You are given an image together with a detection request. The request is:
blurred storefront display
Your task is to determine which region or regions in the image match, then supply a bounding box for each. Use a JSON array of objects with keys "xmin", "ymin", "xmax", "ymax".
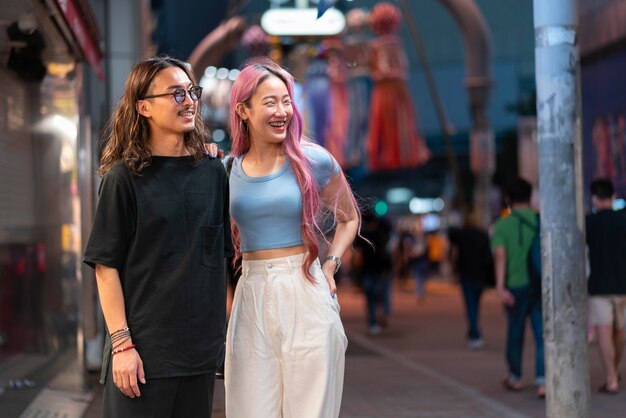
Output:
[
  {"xmin": 0, "ymin": 0, "xmax": 103, "ymax": 399},
  {"xmin": 580, "ymin": 0, "xmax": 626, "ymax": 199}
]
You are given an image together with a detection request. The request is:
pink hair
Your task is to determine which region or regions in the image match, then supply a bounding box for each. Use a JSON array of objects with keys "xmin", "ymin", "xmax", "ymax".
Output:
[{"xmin": 229, "ymin": 57, "xmax": 358, "ymax": 282}]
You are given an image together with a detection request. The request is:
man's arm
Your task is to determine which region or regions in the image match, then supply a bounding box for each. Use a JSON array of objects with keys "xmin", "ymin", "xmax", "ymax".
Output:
[
  {"xmin": 493, "ymin": 247, "xmax": 515, "ymax": 306},
  {"xmin": 95, "ymin": 264, "xmax": 145, "ymax": 398}
]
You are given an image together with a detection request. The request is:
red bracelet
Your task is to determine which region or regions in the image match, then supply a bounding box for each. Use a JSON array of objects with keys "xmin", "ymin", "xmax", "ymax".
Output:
[{"xmin": 111, "ymin": 344, "xmax": 136, "ymax": 356}]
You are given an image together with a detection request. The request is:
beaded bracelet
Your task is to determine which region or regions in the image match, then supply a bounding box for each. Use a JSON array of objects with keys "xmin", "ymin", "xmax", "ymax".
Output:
[{"xmin": 112, "ymin": 344, "xmax": 136, "ymax": 356}]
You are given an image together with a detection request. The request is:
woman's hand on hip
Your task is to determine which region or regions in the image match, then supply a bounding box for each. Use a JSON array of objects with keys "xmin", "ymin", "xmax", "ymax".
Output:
[{"xmin": 321, "ymin": 263, "xmax": 338, "ymax": 297}]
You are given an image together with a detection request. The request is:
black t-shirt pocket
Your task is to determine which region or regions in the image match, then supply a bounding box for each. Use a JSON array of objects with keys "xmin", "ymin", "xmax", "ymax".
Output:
[
  {"xmin": 202, "ymin": 224, "xmax": 224, "ymax": 267},
  {"xmin": 139, "ymin": 193, "xmax": 185, "ymax": 273}
]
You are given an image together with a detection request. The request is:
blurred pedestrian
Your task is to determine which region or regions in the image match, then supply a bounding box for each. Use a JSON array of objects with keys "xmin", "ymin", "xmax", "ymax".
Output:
[
  {"xmin": 426, "ymin": 230, "xmax": 446, "ymax": 278},
  {"xmin": 224, "ymin": 57, "xmax": 360, "ymax": 418},
  {"xmin": 83, "ymin": 56, "xmax": 231, "ymax": 417},
  {"xmin": 586, "ymin": 178, "xmax": 626, "ymax": 394},
  {"xmin": 400, "ymin": 227, "xmax": 429, "ymax": 302},
  {"xmin": 353, "ymin": 210, "xmax": 393, "ymax": 336},
  {"xmin": 491, "ymin": 178, "xmax": 545, "ymax": 398},
  {"xmin": 448, "ymin": 211, "xmax": 495, "ymax": 350}
]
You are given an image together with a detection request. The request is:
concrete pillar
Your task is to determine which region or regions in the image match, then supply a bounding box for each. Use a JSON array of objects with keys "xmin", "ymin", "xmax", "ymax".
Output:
[{"xmin": 533, "ymin": 1, "xmax": 590, "ymax": 416}]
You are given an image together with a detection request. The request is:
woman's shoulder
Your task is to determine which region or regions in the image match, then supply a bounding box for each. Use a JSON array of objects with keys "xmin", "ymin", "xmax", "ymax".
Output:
[
  {"xmin": 301, "ymin": 144, "xmax": 340, "ymax": 187},
  {"xmin": 302, "ymin": 144, "xmax": 335, "ymax": 166},
  {"xmin": 222, "ymin": 154, "xmax": 243, "ymax": 172}
]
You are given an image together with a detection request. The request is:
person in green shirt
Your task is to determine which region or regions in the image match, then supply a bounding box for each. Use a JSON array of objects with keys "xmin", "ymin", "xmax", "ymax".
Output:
[{"xmin": 491, "ymin": 178, "xmax": 545, "ymax": 398}]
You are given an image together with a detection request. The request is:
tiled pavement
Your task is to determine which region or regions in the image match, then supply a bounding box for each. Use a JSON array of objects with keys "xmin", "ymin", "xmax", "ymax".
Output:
[{"xmin": 9, "ymin": 278, "xmax": 626, "ymax": 417}]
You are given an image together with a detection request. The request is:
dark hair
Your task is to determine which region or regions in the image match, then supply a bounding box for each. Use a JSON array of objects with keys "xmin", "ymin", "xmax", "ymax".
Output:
[
  {"xmin": 99, "ymin": 55, "xmax": 207, "ymax": 176},
  {"xmin": 590, "ymin": 178, "xmax": 614, "ymax": 199},
  {"xmin": 506, "ymin": 178, "xmax": 532, "ymax": 204}
]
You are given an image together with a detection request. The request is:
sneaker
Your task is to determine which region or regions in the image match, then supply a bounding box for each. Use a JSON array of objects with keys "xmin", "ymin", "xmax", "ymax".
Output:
[
  {"xmin": 537, "ymin": 385, "xmax": 546, "ymax": 398},
  {"xmin": 368, "ymin": 324, "xmax": 382, "ymax": 336},
  {"xmin": 502, "ymin": 376, "xmax": 523, "ymax": 391},
  {"xmin": 467, "ymin": 339, "xmax": 484, "ymax": 350},
  {"xmin": 378, "ymin": 316, "xmax": 389, "ymax": 328}
]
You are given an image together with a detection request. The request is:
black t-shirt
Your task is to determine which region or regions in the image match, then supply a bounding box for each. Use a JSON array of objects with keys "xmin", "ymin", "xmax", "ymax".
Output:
[
  {"xmin": 586, "ymin": 209, "xmax": 626, "ymax": 295},
  {"xmin": 353, "ymin": 217, "xmax": 392, "ymax": 277},
  {"xmin": 83, "ymin": 156, "xmax": 232, "ymax": 381},
  {"xmin": 448, "ymin": 226, "xmax": 494, "ymax": 284}
]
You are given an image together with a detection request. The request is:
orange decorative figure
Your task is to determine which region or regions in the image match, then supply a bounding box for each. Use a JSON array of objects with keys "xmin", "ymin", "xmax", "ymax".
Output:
[{"xmin": 368, "ymin": 2, "xmax": 430, "ymax": 170}]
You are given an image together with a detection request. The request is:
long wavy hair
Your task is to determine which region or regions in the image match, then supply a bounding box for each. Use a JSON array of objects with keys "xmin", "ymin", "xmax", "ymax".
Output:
[
  {"xmin": 99, "ymin": 56, "xmax": 208, "ymax": 176},
  {"xmin": 229, "ymin": 57, "xmax": 360, "ymax": 282}
]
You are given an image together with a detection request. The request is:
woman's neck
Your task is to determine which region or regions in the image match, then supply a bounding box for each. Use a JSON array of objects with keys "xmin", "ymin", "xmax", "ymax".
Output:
[
  {"xmin": 242, "ymin": 142, "xmax": 286, "ymax": 177},
  {"xmin": 245, "ymin": 142, "xmax": 284, "ymax": 164}
]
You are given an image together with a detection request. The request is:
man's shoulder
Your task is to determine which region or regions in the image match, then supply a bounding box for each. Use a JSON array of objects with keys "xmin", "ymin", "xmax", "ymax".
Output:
[
  {"xmin": 493, "ymin": 214, "xmax": 516, "ymax": 230},
  {"xmin": 587, "ymin": 209, "xmax": 626, "ymax": 229},
  {"xmin": 491, "ymin": 215, "xmax": 519, "ymax": 245},
  {"xmin": 102, "ymin": 161, "xmax": 133, "ymax": 185},
  {"xmin": 194, "ymin": 155, "xmax": 227, "ymax": 178}
]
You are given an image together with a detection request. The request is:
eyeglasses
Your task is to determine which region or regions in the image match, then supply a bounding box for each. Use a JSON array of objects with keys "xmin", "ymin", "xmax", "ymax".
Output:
[{"xmin": 141, "ymin": 85, "xmax": 203, "ymax": 104}]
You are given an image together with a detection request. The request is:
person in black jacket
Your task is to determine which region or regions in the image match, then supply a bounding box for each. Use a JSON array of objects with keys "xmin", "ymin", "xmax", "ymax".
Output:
[
  {"xmin": 586, "ymin": 178, "xmax": 626, "ymax": 394},
  {"xmin": 448, "ymin": 211, "xmax": 494, "ymax": 350},
  {"xmin": 353, "ymin": 210, "xmax": 393, "ymax": 336}
]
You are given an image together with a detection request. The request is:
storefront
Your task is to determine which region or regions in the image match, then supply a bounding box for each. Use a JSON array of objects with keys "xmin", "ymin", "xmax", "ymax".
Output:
[
  {"xmin": 0, "ymin": 0, "xmax": 104, "ymax": 402},
  {"xmin": 580, "ymin": 0, "xmax": 626, "ymax": 198}
]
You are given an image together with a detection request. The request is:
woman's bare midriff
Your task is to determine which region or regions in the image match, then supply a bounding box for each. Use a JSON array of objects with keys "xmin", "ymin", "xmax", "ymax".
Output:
[{"xmin": 242, "ymin": 245, "xmax": 306, "ymax": 260}]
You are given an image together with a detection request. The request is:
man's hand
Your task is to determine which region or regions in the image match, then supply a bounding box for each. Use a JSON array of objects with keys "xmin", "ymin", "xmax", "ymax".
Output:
[
  {"xmin": 204, "ymin": 143, "xmax": 223, "ymax": 159},
  {"xmin": 112, "ymin": 348, "xmax": 146, "ymax": 398},
  {"xmin": 497, "ymin": 287, "xmax": 515, "ymax": 306}
]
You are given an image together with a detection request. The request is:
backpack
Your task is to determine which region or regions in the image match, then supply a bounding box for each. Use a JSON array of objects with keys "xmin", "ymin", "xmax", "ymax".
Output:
[{"xmin": 511, "ymin": 212, "xmax": 542, "ymax": 294}]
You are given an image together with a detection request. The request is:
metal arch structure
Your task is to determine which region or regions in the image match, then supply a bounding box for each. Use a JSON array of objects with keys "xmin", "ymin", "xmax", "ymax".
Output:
[
  {"xmin": 436, "ymin": 0, "xmax": 493, "ymax": 130},
  {"xmin": 186, "ymin": 16, "xmax": 246, "ymax": 79},
  {"xmin": 400, "ymin": 0, "xmax": 493, "ymax": 222},
  {"xmin": 434, "ymin": 0, "xmax": 494, "ymax": 227},
  {"xmin": 186, "ymin": 0, "xmax": 253, "ymax": 76}
]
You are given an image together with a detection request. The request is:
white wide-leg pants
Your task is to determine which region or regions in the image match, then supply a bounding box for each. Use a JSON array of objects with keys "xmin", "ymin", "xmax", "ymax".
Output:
[{"xmin": 225, "ymin": 254, "xmax": 348, "ymax": 418}]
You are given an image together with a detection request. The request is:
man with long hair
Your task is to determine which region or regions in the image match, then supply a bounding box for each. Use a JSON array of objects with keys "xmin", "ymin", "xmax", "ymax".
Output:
[{"xmin": 83, "ymin": 56, "xmax": 231, "ymax": 417}]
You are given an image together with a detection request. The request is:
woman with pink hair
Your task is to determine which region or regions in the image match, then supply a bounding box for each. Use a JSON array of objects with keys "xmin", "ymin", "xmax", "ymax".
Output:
[{"xmin": 224, "ymin": 57, "xmax": 360, "ymax": 417}]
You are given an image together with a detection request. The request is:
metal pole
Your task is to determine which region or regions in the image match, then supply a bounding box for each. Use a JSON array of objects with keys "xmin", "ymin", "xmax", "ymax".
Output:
[{"xmin": 533, "ymin": 1, "xmax": 589, "ymax": 416}]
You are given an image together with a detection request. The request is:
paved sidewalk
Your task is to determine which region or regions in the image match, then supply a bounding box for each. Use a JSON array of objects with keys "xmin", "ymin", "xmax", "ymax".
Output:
[
  {"xmin": 337, "ymin": 280, "xmax": 624, "ymax": 418},
  {"xmin": 79, "ymin": 279, "xmax": 625, "ymax": 417}
]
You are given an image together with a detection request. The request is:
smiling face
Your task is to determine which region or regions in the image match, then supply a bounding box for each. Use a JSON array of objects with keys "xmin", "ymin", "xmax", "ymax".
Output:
[
  {"xmin": 238, "ymin": 75, "xmax": 293, "ymax": 146},
  {"xmin": 137, "ymin": 66, "xmax": 198, "ymax": 141}
]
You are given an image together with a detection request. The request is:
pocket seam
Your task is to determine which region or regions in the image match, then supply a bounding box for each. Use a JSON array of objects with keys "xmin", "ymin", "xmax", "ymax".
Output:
[{"xmin": 201, "ymin": 224, "xmax": 223, "ymax": 267}]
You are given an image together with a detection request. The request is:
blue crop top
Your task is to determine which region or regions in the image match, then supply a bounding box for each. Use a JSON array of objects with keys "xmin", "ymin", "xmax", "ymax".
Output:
[{"xmin": 228, "ymin": 145, "xmax": 340, "ymax": 252}]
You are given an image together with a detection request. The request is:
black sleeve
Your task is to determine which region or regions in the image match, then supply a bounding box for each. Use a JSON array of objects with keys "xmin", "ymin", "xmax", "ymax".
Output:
[
  {"xmin": 223, "ymin": 168, "xmax": 233, "ymax": 258},
  {"xmin": 82, "ymin": 167, "xmax": 136, "ymax": 271}
]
